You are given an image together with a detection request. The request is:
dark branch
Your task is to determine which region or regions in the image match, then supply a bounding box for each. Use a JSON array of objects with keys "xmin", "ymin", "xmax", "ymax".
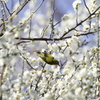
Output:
[
  {"xmin": 16, "ymin": 31, "xmax": 97, "ymax": 44},
  {"xmin": 60, "ymin": 6, "xmax": 100, "ymax": 38}
]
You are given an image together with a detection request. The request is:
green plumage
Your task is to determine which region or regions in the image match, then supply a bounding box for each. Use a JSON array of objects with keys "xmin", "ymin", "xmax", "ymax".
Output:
[{"xmin": 37, "ymin": 51, "xmax": 59, "ymax": 65}]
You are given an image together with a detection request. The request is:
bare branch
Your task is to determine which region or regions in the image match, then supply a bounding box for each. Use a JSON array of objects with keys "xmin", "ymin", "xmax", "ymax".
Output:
[
  {"xmin": 83, "ymin": 0, "xmax": 91, "ymax": 14},
  {"xmin": 3, "ymin": 2, "xmax": 11, "ymax": 15},
  {"xmin": 8, "ymin": 0, "xmax": 31, "ymax": 21},
  {"xmin": 16, "ymin": 31, "xmax": 98, "ymax": 44}
]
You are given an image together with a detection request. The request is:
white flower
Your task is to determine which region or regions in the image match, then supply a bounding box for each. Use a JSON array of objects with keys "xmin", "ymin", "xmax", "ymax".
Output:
[
  {"xmin": 91, "ymin": 0, "xmax": 97, "ymax": 2},
  {"xmin": 61, "ymin": 14, "xmax": 69, "ymax": 21},
  {"xmin": 73, "ymin": 0, "xmax": 81, "ymax": 11},
  {"xmin": 0, "ymin": 58, "xmax": 4, "ymax": 66},
  {"xmin": 75, "ymin": 87, "xmax": 82, "ymax": 95},
  {"xmin": 36, "ymin": 70, "xmax": 42, "ymax": 76},
  {"xmin": 83, "ymin": 24, "xmax": 90, "ymax": 30},
  {"xmin": 28, "ymin": 88, "xmax": 37, "ymax": 98},
  {"xmin": 64, "ymin": 92, "xmax": 75, "ymax": 100},
  {"xmin": 57, "ymin": 81, "xmax": 65, "ymax": 89},
  {"xmin": 76, "ymin": 68, "xmax": 87, "ymax": 80},
  {"xmin": 96, "ymin": 81, "xmax": 100, "ymax": 86},
  {"xmin": 59, "ymin": 89, "xmax": 66, "ymax": 95},
  {"xmin": 53, "ymin": 68, "xmax": 60, "ymax": 78},
  {"xmin": 0, "ymin": 85, "xmax": 8, "ymax": 93},
  {"xmin": 52, "ymin": 43, "xmax": 59, "ymax": 51},
  {"xmin": 12, "ymin": 92, "xmax": 22, "ymax": 99},
  {"xmin": 29, "ymin": 0, "xmax": 36, "ymax": 9},
  {"xmin": 57, "ymin": 97, "xmax": 63, "ymax": 100},
  {"xmin": 91, "ymin": 22, "xmax": 96, "ymax": 28},
  {"xmin": 57, "ymin": 53, "xmax": 64, "ymax": 59},
  {"xmin": 4, "ymin": 31, "xmax": 11, "ymax": 36},
  {"xmin": 23, "ymin": 70, "xmax": 31, "ymax": 79},
  {"xmin": 44, "ymin": 93, "xmax": 53, "ymax": 100},
  {"xmin": 13, "ymin": 83, "xmax": 21, "ymax": 90},
  {"xmin": 89, "ymin": 0, "xmax": 98, "ymax": 12},
  {"xmin": 48, "ymin": 43, "xmax": 58, "ymax": 51},
  {"xmin": 67, "ymin": 36, "xmax": 79, "ymax": 51},
  {"xmin": 41, "ymin": 49, "xmax": 46, "ymax": 52},
  {"xmin": 92, "ymin": 67, "xmax": 98, "ymax": 77}
]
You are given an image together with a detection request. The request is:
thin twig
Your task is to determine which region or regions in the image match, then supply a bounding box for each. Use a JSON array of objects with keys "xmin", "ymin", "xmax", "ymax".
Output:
[
  {"xmin": 29, "ymin": 12, "xmax": 32, "ymax": 38},
  {"xmin": 54, "ymin": 20, "xmax": 61, "ymax": 26},
  {"xmin": 60, "ymin": 6, "xmax": 100, "ymax": 38},
  {"xmin": 16, "ymin": 46, "xmax": 36, "ymax": 70},
  {"xmin": 3, "ymin": 2, "xmax": 11, "ymax": 15},
  {"xmin": 83, "ymin": 0, "xmax": 91, "ymax": 14}
]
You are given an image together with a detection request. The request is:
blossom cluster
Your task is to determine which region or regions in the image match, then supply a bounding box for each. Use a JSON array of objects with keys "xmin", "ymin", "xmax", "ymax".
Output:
[{"xmin": 0, "ymin": 0, "xmax": 100, "ymax": 100}]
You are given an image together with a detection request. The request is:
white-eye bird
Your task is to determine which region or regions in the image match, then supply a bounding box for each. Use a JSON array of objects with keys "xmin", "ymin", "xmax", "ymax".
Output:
[{"xmin": 37, "ymin": 51, "xmax": 59, "ymax": 65}]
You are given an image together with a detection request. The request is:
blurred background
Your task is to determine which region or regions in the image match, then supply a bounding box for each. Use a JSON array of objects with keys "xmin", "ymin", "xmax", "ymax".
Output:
[{"xmin": 5, "ymin": 0, "xmax": 75, "ymax": 21}]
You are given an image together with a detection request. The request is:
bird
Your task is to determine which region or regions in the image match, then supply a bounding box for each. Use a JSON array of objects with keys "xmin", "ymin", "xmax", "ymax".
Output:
[{"xmin": 37, "ymin": 51, "xmax": 59, "ymax": 65}]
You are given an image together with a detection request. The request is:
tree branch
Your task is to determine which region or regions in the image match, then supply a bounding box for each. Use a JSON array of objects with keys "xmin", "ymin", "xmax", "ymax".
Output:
[
  {"xmin": 16, "ymin": 31, "xmax": 98, "ymax": 44},
  {"xmin": 60, "ymin": 6, "xmax": 100, "ymax": 38}
]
